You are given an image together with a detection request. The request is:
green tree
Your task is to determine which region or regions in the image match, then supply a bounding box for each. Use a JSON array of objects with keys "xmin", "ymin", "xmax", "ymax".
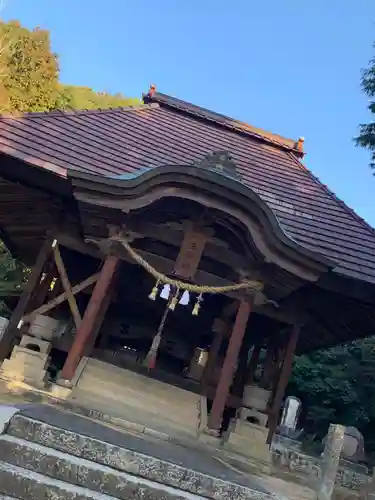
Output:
[
  {"xmin": 288, "ymin": 339, "xmax": 375, "ymax": 459},
  {"xmin": 356, "ymin": 45, "xmax": 375, "ymax": 170},
  {"xmin": 0, "ymin": 241, "xmax": 28, "ymax": 316},
  {"xmin": 59, "ymin": 85, "xmax": 139, "ymax": 110},
  {"xmin": 0, "ymin": 20, "xmax": 62, "ymax": 113},
  {"xmin": 0, "ymin": 20, "xmax": 139, "ymax": 113}
]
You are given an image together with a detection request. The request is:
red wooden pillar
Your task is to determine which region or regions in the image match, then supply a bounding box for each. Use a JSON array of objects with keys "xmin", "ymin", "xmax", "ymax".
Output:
[
  {"xmin": 209, "ymin": 299, "xmax": 252, "ymax": 431},
  {"xmin": 267, "ymin": 324, "xmax": 300, "ymax": 443},
  {"xmin": 0, "ymin": 236, "xmax": 53, "ymax": 361},
  {"xmin": 59, "ymin": 255, "xmax": 119, "ymax": 381}
]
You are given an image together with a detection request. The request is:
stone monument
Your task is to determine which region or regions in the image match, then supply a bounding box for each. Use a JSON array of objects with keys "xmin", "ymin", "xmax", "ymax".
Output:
[
  {"xmin": 316, "ymin": 423, "xmax": 345, "ymax": 500},
  {"xmin": 322, "ymin": 426, "xmax": 365, "ymax": 464},
  {"xmin": 273, "ymin": 396, "xmax": 303, "ymax": 452}
]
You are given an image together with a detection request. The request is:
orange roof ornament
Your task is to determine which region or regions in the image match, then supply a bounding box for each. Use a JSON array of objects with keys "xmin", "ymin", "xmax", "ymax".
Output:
[
  {"xmin": 142, "ymin": 84, "xmax": 157, "ymax": 104},
  {"xmin": 296, "ymin": 137, "xmax": 305, "ymax": 154}
]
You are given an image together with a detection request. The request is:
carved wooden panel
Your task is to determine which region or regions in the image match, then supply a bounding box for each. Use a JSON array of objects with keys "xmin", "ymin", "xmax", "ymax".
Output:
[{"xmin": 173, "ymin": 225, "xmax": 212, "ymax": 279}]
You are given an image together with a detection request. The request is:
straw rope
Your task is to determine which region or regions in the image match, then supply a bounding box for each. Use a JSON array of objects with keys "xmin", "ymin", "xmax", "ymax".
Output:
[{"xmin": 109, "ymin": 235, "xmax": 263, "ymax": 294}]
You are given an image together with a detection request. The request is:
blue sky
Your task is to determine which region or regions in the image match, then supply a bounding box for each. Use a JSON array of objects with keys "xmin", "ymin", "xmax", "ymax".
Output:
[{"xmin": 4, "ymin": 0, "xmax": 375, "ymax": 226}]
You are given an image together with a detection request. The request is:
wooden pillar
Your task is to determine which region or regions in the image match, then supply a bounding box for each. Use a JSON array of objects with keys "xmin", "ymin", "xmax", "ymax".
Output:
[
  {"xmin": 82, "ymin": 290, "xmax": 112, "ymax": 357},
  {"xmin": 201, "ymin": 319, "xmax": 226, "ymax": 391},
  {"xmin": 60, "ymin": 255, "xmax": 119, "ymax": 381},
  {"xmin": 209, "ymin": 299, "xmax": 252, "ymax": 431},
  {"xmin": 0, "ymin": 236, "xmax": 53, "ymax": 361},
  {"xmin": 246, "ymin": 341, "xmax": 261, "ymax": 385},
  {"xmin": 267, "ymin": 324, "xmax": 300, "ymax": 443}
]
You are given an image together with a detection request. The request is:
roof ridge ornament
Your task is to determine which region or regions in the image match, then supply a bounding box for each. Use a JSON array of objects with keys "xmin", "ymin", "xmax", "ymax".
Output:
[{"xmin": 194, "ymin": 151, "xmax": 241, "ymax": 181}]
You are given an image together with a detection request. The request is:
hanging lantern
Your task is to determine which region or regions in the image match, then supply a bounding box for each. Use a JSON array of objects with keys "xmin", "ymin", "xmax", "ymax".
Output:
[
  {"xmin": 148, "ymin": 279, "xmax": 161, "ymax": 301},
  {"xmin": 192, "ymin": 293, "xmax": 203, "ymax": 316}
]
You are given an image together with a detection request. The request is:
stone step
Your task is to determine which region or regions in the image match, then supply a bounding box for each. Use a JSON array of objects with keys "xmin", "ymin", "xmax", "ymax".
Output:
[
  {"xmin": 0, "ymin": 435, "xmax": 204, "ymax": 500},
  {"xmin": 0, "ymin": 461, "xmax": 120, "ymax": 500},
  {"xmin": 6, "ymin": 413, "xmax": 275, "ymax": 500}
]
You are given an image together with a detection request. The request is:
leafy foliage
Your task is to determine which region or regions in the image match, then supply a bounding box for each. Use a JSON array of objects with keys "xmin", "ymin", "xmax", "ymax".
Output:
[
  {"xmin": 59, "ymin": 85, "xmax": 139, "ymax": 110},
  {"xmin": 0, "ymin": 20, "xmax": 62, "ymax": 113},
  {"xmin": 0, "ymin": 241, "xmax": 28, "ymax": 316},
  {"xmin": 356, "ymin": 44, "xmax": 375, "ymax": 171},
  {"xmin": 0, "ymin": 20, "xmax": 139, "ymax": 114},
  {"xmin": 288, "ymin": 339, "xmax": 375, "ymax": 459}
]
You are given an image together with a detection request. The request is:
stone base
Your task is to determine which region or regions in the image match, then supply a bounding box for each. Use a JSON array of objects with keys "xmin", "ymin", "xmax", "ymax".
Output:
[
  {"xmin": 226, "ymin": 421, "xmax": 271, "ymax": 472},
  {"xmin": 0, "ymin": 336, "xmax": 51, "ymax": 389},
  {"xmin": 240, "ymin": 407, "xmax": 268, "ymax": 427},
  {"xmin": 69, "ymin": 358, "xmax": 200, "ymax": 436},
  {"xmin": 49, "ymin": 383, "xmax": 72, "ymax": 399},
  {"xmin": 197, "ymin": 431, "xmax": 222, "ymax": 448}
]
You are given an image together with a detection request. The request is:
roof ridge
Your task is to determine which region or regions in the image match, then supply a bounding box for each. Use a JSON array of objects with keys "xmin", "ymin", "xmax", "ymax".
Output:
[
  {"xmin": 287, "ymin": 151, "xmax": 375, "ymax": 238},
  {"xmin": 144, "ymin": 91, "xmax": 304, "ymax": 156},
  {"xmin": 0, "ymin": 103, "xmax": 158, "ymax": 120}
]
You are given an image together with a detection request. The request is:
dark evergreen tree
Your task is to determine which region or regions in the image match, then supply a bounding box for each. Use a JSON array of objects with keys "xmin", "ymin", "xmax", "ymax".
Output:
[{"xmin": 356, "ymin": 44, "xmax": 375, "ymax": 171}]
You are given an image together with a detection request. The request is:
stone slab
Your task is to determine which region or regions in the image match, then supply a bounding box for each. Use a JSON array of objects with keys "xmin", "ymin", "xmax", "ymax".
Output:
[
  {"xmin": 8, "ymin": 406, "xmax": 274, "ymax": 497},
  {"xmin": 0, "ymin": 372, "xmax": 48, "ymax": 389},
  {"xmin": 12, "ymin": 345, "xmax": 49, "ymax": 360},
  {"xmin": 0, "ymin": 436, "xmax": 212, "ymax": 500},
  {"xmin": 0, "ymin": 405, "xmax": 21, "ymax": 434},
  {"xmin": 0, "ymin": 461, "xmax": 121, "ymax": 500},
  {"xmin": 1, "ymin": 366, "xmax": 48, "ymax": 379}
]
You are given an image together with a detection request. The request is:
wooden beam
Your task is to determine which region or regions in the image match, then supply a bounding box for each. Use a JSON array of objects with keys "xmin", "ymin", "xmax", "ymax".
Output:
[
  {"xmin": 57, "ymin": 233, "xmax": 261, "ymax": 301},
  {"xmin": 254, "ymin": 303, "xmax": 310, "ymax": 325},
  {"xmin": 57, "ymin": 233, "xmax": 103, "ymax": 259},
  {"xmin": 52, "ymin": 243, "xmax": 82, "ymax": 328},
  {"xmin": 127, "ymin": 221, "xmax": 248, "ymax": 270},
  {"xmin": 87, "ymin": 236, "xmax": 238, "ymax": 289},
  {"xmin": 23, "ymin": 272, "xmax": 100, "ymax": 322}
]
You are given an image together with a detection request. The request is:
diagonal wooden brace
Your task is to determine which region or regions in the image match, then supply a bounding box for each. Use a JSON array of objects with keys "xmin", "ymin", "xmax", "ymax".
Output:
[
  {"xmin": 52, "ymin": 242, "xmax": 82, "ymax": 328},
  {"xmin": 23, "ymin": 273, "xmax": 100, "ymax": 323}
]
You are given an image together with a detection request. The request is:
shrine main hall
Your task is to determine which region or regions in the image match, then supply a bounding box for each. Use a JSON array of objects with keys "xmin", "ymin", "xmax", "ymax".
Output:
[{"xmin": 0, "ymin": 87, "xmax": 374, "ymax": 462}]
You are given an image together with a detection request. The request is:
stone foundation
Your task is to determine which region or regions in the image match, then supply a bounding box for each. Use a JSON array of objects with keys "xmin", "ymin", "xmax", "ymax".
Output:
[
  {"xmin": 224, "ymin": 384, "xmax": 272, "ymax": 472},
  {"xmin": 69, "ymin": 358, "xmax": 200, "ymax": 436},
  {"xmin": 226, "ymin": 419, "xmax": 272, "ymax": 472},
  {"xmin": 0, "ymin": 335, "xmax": 51, "ymax": 389}
]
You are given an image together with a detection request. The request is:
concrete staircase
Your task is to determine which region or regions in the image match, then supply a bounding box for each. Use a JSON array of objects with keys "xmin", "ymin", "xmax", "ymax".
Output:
[{"xmin": 0, "ymin": 405, "xmax": 277, "ymax": 500}]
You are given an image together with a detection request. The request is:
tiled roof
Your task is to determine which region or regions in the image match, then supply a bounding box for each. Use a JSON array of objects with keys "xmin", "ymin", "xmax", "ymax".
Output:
[{"xmin": 0, "ymin": 94, "xmax": 374, "ymax": 285}]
